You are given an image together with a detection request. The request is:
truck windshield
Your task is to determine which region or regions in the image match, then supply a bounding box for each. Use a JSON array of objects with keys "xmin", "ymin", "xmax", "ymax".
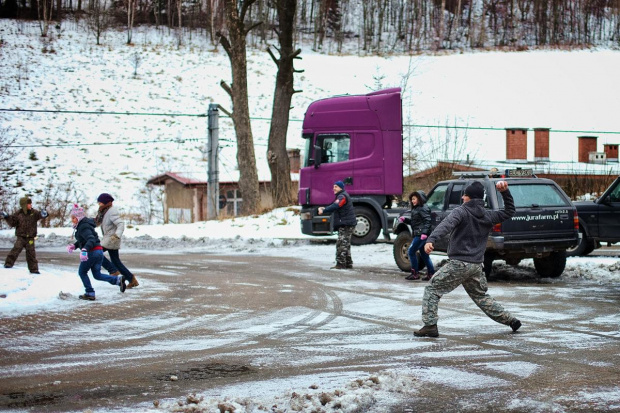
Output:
[{"xmin": 498, "ymin": 184, "xmax": 571, "ymax": 207}]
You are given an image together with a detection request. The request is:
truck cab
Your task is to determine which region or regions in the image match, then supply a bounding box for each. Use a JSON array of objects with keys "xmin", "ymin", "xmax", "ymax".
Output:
[{"xmin": 298, "ymin": 88, "xmax": 404, "ymax": 244}]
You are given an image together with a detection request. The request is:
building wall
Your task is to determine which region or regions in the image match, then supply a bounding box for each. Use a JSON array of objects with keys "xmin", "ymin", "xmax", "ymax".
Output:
[
  {"xmin": 506, "ymin": 128, "xmax": 528, "ymax": 161},
  {"xmin": 534, "ymin": 128, "xmax": 550, "ymax": 161},
  {"xmin": 578, "ymin": 136, "xmax": 598, "ymax": 163}
]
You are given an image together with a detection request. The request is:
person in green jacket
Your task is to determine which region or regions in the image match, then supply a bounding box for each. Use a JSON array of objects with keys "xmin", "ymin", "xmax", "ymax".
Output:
[{"xmin": 2, "ymin": 197, "xmax": 48, "ymax": 274}]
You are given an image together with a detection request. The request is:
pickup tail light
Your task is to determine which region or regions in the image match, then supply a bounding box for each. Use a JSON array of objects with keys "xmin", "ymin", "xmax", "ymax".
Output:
[
  {"xmin": 492, "ymin": 223, "xmax": 502, "ymax": 233},
  {"xmin": 573, "ymin": 210, "xmax": 579, "ymax": 230}
]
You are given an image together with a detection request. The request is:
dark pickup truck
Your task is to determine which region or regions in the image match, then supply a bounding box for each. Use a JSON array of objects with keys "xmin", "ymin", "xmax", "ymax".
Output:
[
  {"xmin": 568, "ymin": 176, "xmax": 620, "ymax": 256},
  {"xmin": 393, "ymin": 169, "xmax": 580, "ymax": 278}
]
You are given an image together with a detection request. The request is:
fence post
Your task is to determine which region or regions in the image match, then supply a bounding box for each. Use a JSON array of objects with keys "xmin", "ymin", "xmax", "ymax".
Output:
[{"xmin": 207, "ymin": 103, "xmax": 220, "ymax": 220}]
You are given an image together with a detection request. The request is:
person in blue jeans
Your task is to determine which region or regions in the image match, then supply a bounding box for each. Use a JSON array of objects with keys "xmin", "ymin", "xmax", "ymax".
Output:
[
  {"xmin": 399, "ymin": 190, "xmax": 435, "ymax": 281},
  {"xmin": 66, "ymin": 204, "xmax": 126, "ymax": 301}
]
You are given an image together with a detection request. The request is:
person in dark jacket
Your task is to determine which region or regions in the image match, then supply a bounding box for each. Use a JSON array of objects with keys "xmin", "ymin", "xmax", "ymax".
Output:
[
  {"xmin": 2, "ymin": 197, "xmax": 48, "ymax": 274},
  {"xmin": 398, "ymin": 190, "xmax": 435, "ymax": 281},
  {"xmin": 414, "ymin": 180, "xmax": 521, "ymax": 338},
  {"xmin": 318, "ymin": 180, "xmax": 358, "ymax": 269},
  {"xmin": 66, "ymin": 204, "xmax": 126, "ymax": 301}
]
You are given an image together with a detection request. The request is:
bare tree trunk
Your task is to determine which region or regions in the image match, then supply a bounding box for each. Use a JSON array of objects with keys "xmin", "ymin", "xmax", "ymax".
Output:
[
  {"xmin": 266, "ymin": 0, "xmax": 302, "ymax": 208},
  {"xmin": 124, "ymin": 0, "xmax": 136, "ymax": 44},
  {"xmin": 37, "ymin": 0, "xmax": 54, "ymax": 36},
  {"xmin": 218, "ymin": 0, "xmax": 261, "ymax": 215}
]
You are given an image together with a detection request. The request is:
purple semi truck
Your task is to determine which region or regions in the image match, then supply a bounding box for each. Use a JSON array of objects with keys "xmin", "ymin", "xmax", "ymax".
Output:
[{"xmin": 298, "ymin": 88, "xmax": 405, "ymax": 244}]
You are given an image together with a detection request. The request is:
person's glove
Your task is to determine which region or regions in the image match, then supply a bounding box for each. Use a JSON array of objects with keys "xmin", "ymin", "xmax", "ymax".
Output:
[
  {"xmin": 80, "ymin": 249, "xmax": 88, "ymax": 262},
  {"xmin": 41, "ymin": 210, "xmax": 48, "ymax": 218},
  {"xmin": 66, "ymin": 244, "xmax": 76, "ymax": 254},
  {"xmin": 398, "ymin": 216, "xmax": 405, "ymax": 223},
  {"xmin": 0, "ymin": 212, "xmax": 7, "ymax": 219},
  {"xmin": 420, "ymin": 234, "xmax": 428, "ymax": 240}
]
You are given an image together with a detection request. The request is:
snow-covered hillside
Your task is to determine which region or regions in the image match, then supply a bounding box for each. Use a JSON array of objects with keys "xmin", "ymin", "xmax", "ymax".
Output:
[{"xmin": 1, "ymin": 19, "xmax": 620, "ymax": 221}]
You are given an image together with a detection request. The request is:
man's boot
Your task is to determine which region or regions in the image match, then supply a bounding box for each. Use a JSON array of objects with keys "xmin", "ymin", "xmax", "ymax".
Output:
[
  {"xmin": 414, "ymin": 324, "xmax": 439, "ymax": 337},
  {"xmin": 421, "ymin": 271, "xmax": 434, "ymax": 281},
  {"xmin": 405, "ymin": 269, "xmax": 420, "ymax": 280},
  {"xmin": 510, "ymin": 318, "xmax": 522, "ymax": 332}
]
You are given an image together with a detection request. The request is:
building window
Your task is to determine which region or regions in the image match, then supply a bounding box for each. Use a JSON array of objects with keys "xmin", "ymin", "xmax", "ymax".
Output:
[
  {"xmin": 169, "ymin": 208, "xmax": 192, "ymax": 224},
  {"xmin": 225, "ymin": 189, "xmax": 244, "ymax": 216}
]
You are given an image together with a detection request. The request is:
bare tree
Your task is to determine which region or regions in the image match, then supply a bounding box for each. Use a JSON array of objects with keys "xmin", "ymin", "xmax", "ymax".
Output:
[
  {"xmin": 0, "ymin": 128, "xmax": 16, "ymax": 210},
  {"xmin": 37, "ymin": 0, "xmax": 54, "ymax": 37},
  {"xmin": 266, "ymin": 0, "xmax": 303, "ymax": 208},
  {"xmin": 85, "ymin": 0, "xmax": 111, "ymax": 45},
  {"xmin": 217, "ymin": 0, "xmax": 261, "ymax": 215},
  {"xmin": 123, "ymin": 0, "xmax": 137, "ymax": 44}
]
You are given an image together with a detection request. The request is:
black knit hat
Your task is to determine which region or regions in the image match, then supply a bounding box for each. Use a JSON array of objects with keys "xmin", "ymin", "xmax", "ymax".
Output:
[
  {"xmin": 464, "ymin": 181, "xmax": 485, "ymax": 199},
  {"xmin": 97, "ymin": 193, "xmax": 115, "ymax": 204}
]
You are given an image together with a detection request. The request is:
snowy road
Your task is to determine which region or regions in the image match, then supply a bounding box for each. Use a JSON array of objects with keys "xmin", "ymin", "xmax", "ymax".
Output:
[{"xmin": 1, "ymin": 250, "xmax": 619, "ymax": 412}]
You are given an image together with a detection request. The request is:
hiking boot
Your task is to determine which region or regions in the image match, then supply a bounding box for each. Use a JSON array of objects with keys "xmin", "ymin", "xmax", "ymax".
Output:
[
  {"xmin": 4, "ymin": 264, "xmax": 12, "ymax": 268},
  {"xmin": 405, "ymin": 269, "xmax": 420, "ymax": 280},
  {"xmin": 510, "ymin": 318, "xmax": 522, "ymax": 332},
  {"xmin": 414, "ymin": 324, "xmax": 439, "ymax": 337},
  {"xmin": 30, "ymin": 271, "xmax": 40, "ymax": 274},
  {"xmin": 346, "ymin": 263, "xmax": 353, "ymax": 269},
  {"xmin": 119, "ymin": 276, "xmax": 127, "ymax": 293},
  {"xmin": 330, "ymin": 264, "xmax": 346, "ymax": 269},
  {"xmin": 79, "ymin": 294, "xmax": 96, "ymax": 301},
  {"xmin": 127, "ymin": 276, "xmax": 139, "ymax": 289},
  {"xmin": 110, "ymin": 271, "xmax": 121, "ymax": 276},
  {"xmin": 421, "ymin": 271, "xmax": 434, "ymax": 281}
]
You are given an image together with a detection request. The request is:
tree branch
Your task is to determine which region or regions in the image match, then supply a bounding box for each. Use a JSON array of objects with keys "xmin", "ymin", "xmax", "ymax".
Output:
[
  {"xmin": 244, "ymin": 21, "xmax": 262, "ymax": 36},
  {"xmin": 220, "ymin": 80, "xmax": 233, "ymax": 98},
  {"xmin": 266, "ymin": 47, "xmax": 279, "ymax": 65},
  {"xmin": 239, "ymin": 0, "xmax": 257, "ymax": 22},
  {"xmin": 217, "ymin": 104, "xmax": 233, "ymax": 118},
  {"xmin": 216, "ymin": 31, "xmax": 231, "ymax": 57}
]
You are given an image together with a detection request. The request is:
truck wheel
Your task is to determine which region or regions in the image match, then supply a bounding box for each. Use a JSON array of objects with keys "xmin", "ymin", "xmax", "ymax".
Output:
[
  {"xmin": 583, "ymin": 241, "xmax": 596, "ymax": 256},
  {"xmin": 533, "ymin": 251, "xmax": 566, "ymax": 278},
  {"xmin": 566, "ymin": 227, "xmax": 588, "ymax": 256},
  {"xmin": 352, "ymin": 206, "xmax": 381, "ymax": 245},
  {"xmin": 393, "ymin": 232, "xmax": 412, "ymax": 272},
  {"xmin": 483, "ymin": 252, "xmax": 495, "ymax": 277}
]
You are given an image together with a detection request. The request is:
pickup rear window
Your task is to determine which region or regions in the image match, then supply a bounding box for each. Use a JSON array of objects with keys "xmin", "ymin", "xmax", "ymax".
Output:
[{"xmin": 498, "ymin": 184, "xmax": 571, "ymax": 208}]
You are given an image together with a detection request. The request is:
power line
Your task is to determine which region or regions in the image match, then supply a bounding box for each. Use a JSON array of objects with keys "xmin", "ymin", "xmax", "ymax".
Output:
[
  {"xmin": 404, "ymin": 124, "xmax": 620, "ymax": 135},
  {"xmin": 0, "ymin": 108, "xmax": 206, "ymax": 117},
  {"xmin": 6, "ymin": 137, "xmax": 203, "ymax": 148}
]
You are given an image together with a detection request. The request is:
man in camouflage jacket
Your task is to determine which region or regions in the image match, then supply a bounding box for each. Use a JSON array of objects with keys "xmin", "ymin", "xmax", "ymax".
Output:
[{"xmin": 2, "ymin": 197, "xmax": 48, "ymax": 274}]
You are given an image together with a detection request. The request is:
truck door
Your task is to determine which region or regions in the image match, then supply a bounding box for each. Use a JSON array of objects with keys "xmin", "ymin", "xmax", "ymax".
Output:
[{"xmin": 598, "ymin": 178, "xmax": 620, "ymax": 240}]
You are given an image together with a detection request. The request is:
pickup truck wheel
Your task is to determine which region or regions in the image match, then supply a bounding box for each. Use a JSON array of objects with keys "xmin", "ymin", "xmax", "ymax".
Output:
[
  {"xmin": 393, "ymin": 231, "xmax": 412, "ymax": 272},
  {"xmin": 352, "ymin": 206, "xmax": 381, "ymax": 245},
  {"xmin": 483, "ymin": 252, "xmax": 495, "ymax": 277},
  {"xmin": 533, "ymin": 251, "xmax": 566, "ymax": 278},
  {"xmin": 566, "ymin": 227, "xmax": 588, "ymax": 256}
]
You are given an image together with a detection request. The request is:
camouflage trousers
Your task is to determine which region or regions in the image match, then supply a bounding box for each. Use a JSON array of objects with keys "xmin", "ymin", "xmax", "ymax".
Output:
[
  {"xmin": 5, "ymin": 236, "xmax": 39, "ymax": 273},
  {"xmin": 421, "ymin": 259, "xmax": 514, "ymax": 327},
  {"xmin": 335, "ymin": 226, "xmax": 355, "ymax": 267}
]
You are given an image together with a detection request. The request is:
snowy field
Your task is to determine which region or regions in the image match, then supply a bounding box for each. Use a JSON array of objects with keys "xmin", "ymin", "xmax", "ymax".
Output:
[{"xmin": 1, "ymin": 19, "xmax": 620, "ymax": 219}]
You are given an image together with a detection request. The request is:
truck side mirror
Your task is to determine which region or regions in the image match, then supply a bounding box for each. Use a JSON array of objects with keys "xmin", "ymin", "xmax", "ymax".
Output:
[
  {"xmin": 313, "ymin": 145, "xmax": 322, "ymax": 169},
  {"xmin": 603, "ymin": 195, "xmax": 612, "ymax": 204}
]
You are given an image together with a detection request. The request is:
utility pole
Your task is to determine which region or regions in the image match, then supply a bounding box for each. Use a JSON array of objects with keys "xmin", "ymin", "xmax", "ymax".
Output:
[{"xmin": 207, "ymin": 103, "xmax": 220, "ymax": 220}]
